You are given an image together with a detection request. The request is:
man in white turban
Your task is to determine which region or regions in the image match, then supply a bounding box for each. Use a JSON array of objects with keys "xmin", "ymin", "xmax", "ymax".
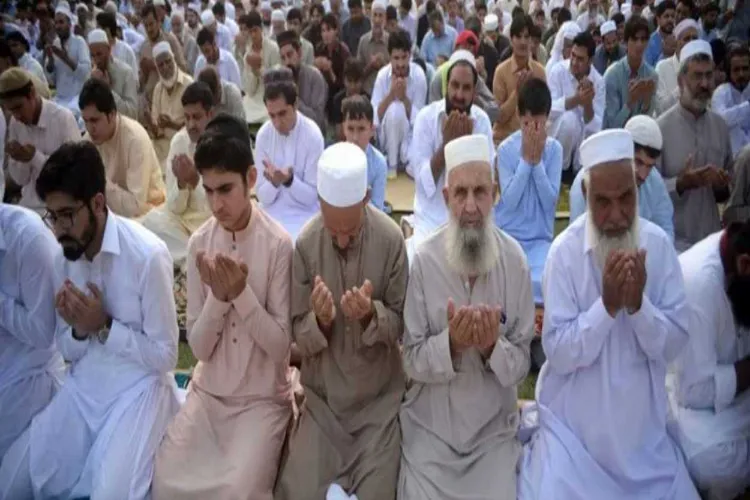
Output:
[
  {"xmin": 517, "ymin": 129, "xmax": 699, "ymax": 500},
  {"xmin": 276, "ymin": 142, "xmax": 407, "ymax": 500},
  {"xmin": 87, "ymin": 28, "xmax": 138, "ymax": 119},
  {"xmin": 399, "ymin": 134, "xmax": 534, "ymax": 500},
  {"xmin": 270, "ymin": 9, "xmax": 286, "ymax": 39},
  {"xmin": 655, "ymin": 17, "xmax": 700, "ymax": 115}
]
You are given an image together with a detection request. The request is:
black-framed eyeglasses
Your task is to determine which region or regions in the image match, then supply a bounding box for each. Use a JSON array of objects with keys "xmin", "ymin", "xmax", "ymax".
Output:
[{"xmin": 42, "ymin": 203, "xmax": 86, "ymax": 230}]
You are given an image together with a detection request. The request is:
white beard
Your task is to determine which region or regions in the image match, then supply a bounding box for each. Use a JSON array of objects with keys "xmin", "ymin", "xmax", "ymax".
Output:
[
  {"xmin": 585, "ymin": 202, "xmax": 640, "ymax": 270},
  {"xmin": 160, "ymin": 70, "xmax": 179, "ymax": 89},
  {"xmin": 444, "ymin": 213, "xmax": 500, "ymax": 277}
]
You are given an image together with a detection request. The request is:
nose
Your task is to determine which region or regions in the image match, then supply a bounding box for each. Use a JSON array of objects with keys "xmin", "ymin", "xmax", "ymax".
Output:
[{"xmin": 336, "ymin": 234, "xmax": 350, "ymax": 249}]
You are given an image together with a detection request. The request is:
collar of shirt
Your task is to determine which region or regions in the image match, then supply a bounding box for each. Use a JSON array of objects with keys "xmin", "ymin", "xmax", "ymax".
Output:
[
  {"xmin": 100, "ymin": 211, "xmax": 122, "ymax": 256},
  {"xmin": 217, "ymin": 200, "xmax": 258, "ymax": 244},
  {"xmin": 32, "ymin": 99, "xmax": 54, "ymax": 130},
  {"xmin": 510, "ymin": 55, "xmax": 533, "ymax": 72},
  {"xmin": 677, "ymin": 102, "xmax": 709, "ymax": 124}
]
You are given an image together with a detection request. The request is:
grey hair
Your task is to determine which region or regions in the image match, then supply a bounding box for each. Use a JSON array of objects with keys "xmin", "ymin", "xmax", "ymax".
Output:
[{"xmin": 678, "ymin": 52, "xmax": 712, "ymax": 78}]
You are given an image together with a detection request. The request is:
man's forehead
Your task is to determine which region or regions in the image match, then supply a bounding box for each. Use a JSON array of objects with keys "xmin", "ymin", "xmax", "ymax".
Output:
[{"xmin": 448, "ymin": 162, "xmax": 493, "ymax": 186}]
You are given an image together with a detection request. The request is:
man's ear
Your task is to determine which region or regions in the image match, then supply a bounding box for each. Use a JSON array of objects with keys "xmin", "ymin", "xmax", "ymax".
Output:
[
  {"xmin": 738, "ymin": 254, "xmax": 750, "ymax": 276},
  {"xmin": 493, "ymin": 179, "xmax": 501, "ymax": 205},
  {"xmin": 442, "ymin": 185, "xmax": 449, "ymax": 206}
]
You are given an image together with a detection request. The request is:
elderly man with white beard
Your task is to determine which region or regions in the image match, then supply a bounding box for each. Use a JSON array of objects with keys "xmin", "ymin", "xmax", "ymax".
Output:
[
  {"xmin": 516, "ymin": 129, "xmax": 699, "ymax": 500},
  {"xmin": 399, "ymin": 134, "xmax": 535, "ymax": 500}
]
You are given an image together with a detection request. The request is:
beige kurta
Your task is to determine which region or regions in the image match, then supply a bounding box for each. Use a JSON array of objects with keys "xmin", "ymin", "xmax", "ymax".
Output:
[
  {"xmin": 275, "ymin": 207, "xmax": 408, "ymax": 500},
  {"xmin": 151, "ymin": 71, "xmax": 193, "ymax": 167},
  {"xmin": 138, "ymin": 31, "xmax": 187, "ymax": 101},
  {"xmin": 86, "ymin": 114, "xmax": 166, "ymax": 218},
  {"xmin": 153, "ymin": 204, "xmax": 294, "ymax": 500},
  {"xmin": 241, "ymin": 37, "xmax": 281, "ymax": 124},
  {"xmin": 398, "ymin": 226, "xmax": 535, "ymax": 500},
  {"xmin": 139, "ymin": 127, "xmax": 211, "ymax": 265}
]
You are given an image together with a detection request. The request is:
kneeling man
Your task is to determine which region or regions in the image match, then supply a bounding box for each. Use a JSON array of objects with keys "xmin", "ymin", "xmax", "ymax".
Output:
[
  {"xmin": 275, "ymin": 142, "xmax": 407, "ymax": 500},
  {"xmin": 517, "ymin": 130, "xmax": 699, "ymax": 500},
  {"xmin": 153, "ymin": 115, "xmax": 293, "ymax": 499},
  {"xmin": 0, "ymin": 141, "xmax": 179, "ymax": 499},
  {"xmin": 399, "ymin": 134, "xmax": 535, "ymax": 500},
  {"xmin": 671, "ymin": 221, "xmax": 750, "ymax": 499}
]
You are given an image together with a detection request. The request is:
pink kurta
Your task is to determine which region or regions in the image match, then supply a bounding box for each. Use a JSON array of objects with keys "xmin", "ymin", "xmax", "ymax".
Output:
[{"xmin": 152, "ymin": 203, "xmax": 293, "ymax": 500}]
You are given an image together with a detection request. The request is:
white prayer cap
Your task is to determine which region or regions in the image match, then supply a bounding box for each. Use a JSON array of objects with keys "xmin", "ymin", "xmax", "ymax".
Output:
[
  {"xmin": 201, "ymin": 9, "xmax": 216, "ymax": 25},
  {"xmin": 271, "ymin": 9, "xmax": 285, "ymax": 21},
  {"xmin": 187, "ymin": 2, "xmax": 201, "ymax": 14},
  {"xmin": 172, "ymin": 10, "xmax": 185, "ymax": 21},
  {"xmin": 153, "ymin": 0, "xmax": 166, "ymax": 6},
  {"xmin": 674, "ymin": 18, "xmax": 700, "ymax": 39},
  {"xmin": 600, "ymin": 20, "xmax": 616, "ymax": 37},
  {"xmin": 625, "ymin": 115, "xmax": 663, "ymax": 151},
  {"xmin": 260, "ymin": 1, "xmax": 272, "ymax": 11},
  {"xmin": 445, "ymin": 134, "xmax": 492, "ymax": 178},
  {"xmin": 562, "ymin": 22, "xmax": 581, "ymax": 41},
  {"xmin": 54, "ymin": 4, "xmax": 74, "ymax": 21},
  {"xmin": 152, "ymin": 40, "xmax": 173, "ymax": 58},
  {"xmin": 76, "ymin": 3, "xmax": 88, "ymax": 13},
  {"xmin": 448, "ymin": 49, "xmax": 476, "ymax": 69},
  {"xmin": 580, "ymin": 129, "xmax": 634, "ymax": 171},
  {"xmin": 317, "ymin": 143, "xmax": 368, "ymax": 208},
  {"xmin": 87, "ymin": 28, "xmax": 109, "ymax": 45},
  {"xmin": 483, "ymin": 14, "xmax": 498, "ymax": 32},
  {"xmin": 679, "ymin": 39, "xmax": 712, "ymax": 70},
  {"xmin": 371, "ymin": 0, "xmax": 387, "ymax": 12},
  {"xmin": 621, "ymin": 3, "xmax": 632, "ymax": 18}
]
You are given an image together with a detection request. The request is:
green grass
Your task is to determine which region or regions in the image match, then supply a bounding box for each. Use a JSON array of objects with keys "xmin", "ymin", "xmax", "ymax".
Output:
[{"xmin": 177, "ymin": 343, "xmax": 197, "ymax": 371}]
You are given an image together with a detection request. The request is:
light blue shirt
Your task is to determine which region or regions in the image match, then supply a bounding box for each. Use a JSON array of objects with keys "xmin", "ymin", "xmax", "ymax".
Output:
[
  {"xmin": 45, "ymin": 33, "xmax": 92, "ymax": 103},
  {"xmin": 645, "ymin": 29, "xmax": 663, "ymax": 67},
  {"xmin": 569, "ymin": 166, "xmax": 675, "ymax": 241},
  {"xmin": 420, "ymin": 25, "xmax": 457, "ymax": 65},
  {"xmin": 493, "ymin": 130, "xmax": 563, "ymax": 304},
  {"xmin": 517, "ymin": 215, "xmax": 697, "ymax": 499},
  {"xmin": 603, "ymin": 57, "xmax": 657, "ymax": 129},
  {"xmin": 365, "ymin": 144, "xmax": 387, "ymax": 211}
]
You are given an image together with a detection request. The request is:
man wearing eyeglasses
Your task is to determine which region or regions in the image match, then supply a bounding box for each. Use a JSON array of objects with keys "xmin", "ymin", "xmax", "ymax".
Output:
[
  {"xmin": 0, "ymin": 141, "xmax": 179, "ymax": 499},
  {"xmin": 0, "ymin": 203, "xmax": 64, "ymax": 463}
]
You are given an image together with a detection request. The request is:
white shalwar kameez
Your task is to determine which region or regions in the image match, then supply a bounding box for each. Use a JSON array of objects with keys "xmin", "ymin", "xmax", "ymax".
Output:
[
  {"xmin": 254, "ymin": 111, "xmax": 325, "ymax": 240},
  {"xmin": 670, "ymin": 232, "xmax": 750, "ymax": 499},
  {"xmin": 0, "ymin": 206, "xmax": 65, "ymax": 461},
  {"xmin": 371, "ymin": 62, "xmax": 427, "ymax": 170},
  {"xmin": 517, "ymin": 216, "xmax": 700, "ymax": 500},
  {"xmin": 0, "ymin": 213, "xmax": 180, "ymax": 500}
]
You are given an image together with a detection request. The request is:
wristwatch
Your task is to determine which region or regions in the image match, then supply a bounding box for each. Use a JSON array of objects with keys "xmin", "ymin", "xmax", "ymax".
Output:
[
  {"xmin": 282, "ymin": 171, "xmax": 294, "ymax": 188},
  {"xmin": 96, "ymin": 317, "xmax": 113, "ymax": 344}
]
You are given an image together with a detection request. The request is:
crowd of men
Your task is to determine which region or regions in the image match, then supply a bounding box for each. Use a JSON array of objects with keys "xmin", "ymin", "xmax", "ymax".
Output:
[{"xmin": 1, "ymin": 0, "xmax": 750, "ymax": 497}]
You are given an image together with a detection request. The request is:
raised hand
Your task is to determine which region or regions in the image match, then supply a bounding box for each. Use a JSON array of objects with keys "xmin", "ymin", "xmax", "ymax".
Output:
[
  {"xmin": 602, "ymin": 250, "xmax": 633, "ymax": 317},
  {"xmin": 213, "ymin": 254, "xmax": 248, "ymax": 302},
  {"xmin": 447, "ymin": 298, "xmax": 474, "ymax": 353},
  {"xmin": 340, "ymin": 279, "xmax": 374, "ymax": 324},
  {"xmin": 311, "ymin": 275, "xmax": 336, "ymax": 330}
]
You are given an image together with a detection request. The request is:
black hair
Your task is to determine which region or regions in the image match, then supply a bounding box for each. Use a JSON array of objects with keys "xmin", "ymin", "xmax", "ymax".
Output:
[
  {"xmin": 388, "ymin": 28, "xmax": 412, "ymax": 53},
  {"xmin": 702, "ymin": 2, "xmax": 720, "ymax": 15},
  {"xmin": 726, "ymin": 42, "xmax": 749, "ymax": 75},
  {"xmin": 624, "ymin": 15, "xmax": 650, "ymax": 41},
  {"xmin": 509, "ymin": 14, "xmax": 533, "ymax": 38},
  {"xmin": 197, "ymin": 27, "xmax": 215, "ymax": 46},
  {"xmin": 310, "ymin": 3, "xmax": 325, "ymax": 17},
  {"xmin": 634, "ymin": 143, "xmax": 661, "ymax": 158},
  {"xmin": 465, "ymin": 15, "xmax": 481, "ymax": 36},
  {"xmin": 96, "ymin": 11, "xmax": 118, "ymax": 38},
  {"xmin": 511, "ymin": 5, "xmax": 525, "ymax": 19},
  {"xmin": 401, "ymin": 0, "xmax": 412, "ymax": 11},
  {"xmin": 140, "ymin": 3, "xmax": 157, "ymax": 20},
  {"xmin": 342, "ymin": 94, "xmax": 374, "ymax": 122},
  {"xmin": 181, "ymin": 81, "xmax": 215, "ymax": 110},
  {"xmin": 428, "ymin": 10, "xmax": 443, "ymax": 24},
  {"xmin": 276, "ymin": 30, "xmax": 301, "ymax": 50},
  {"xmin": 264, "ymin": 78, "xmax": 299, "ymax": 105},
  {"xmin": 197, "ymin": 66, "xmax": 221, "ymax": 98},
  {"xmin": 321, "ymin": 12, "xmax": 338, "ymax": 30},
  {"xmin": 348, "ymin": 0, "xmax": 363, "ymax": 10},
  {"xmin": 212, "ymin": 1, "xmax": 225, "ymax": 17},
  {"xmin": 447, "ymin": 59, "xmax": 478, "ymax": 86},
  {"xmin": 386, "ymin": 5, "xmax": 398, "ymax": 20},
  {"xmin": 425, "ymin": 0, "xmax": 436, "ymax": 13},
  {"xmin": 656, "ymin": 0, "xmax": 676, "ymax": 16},
  {"xmin": 36, "ymin": 141, "xmax": 107, "ymax": 203},
  {"xmin": 518, "ymin": 77, "xmax": 551, "ymax": 116},
  {"xmin": 632, "ymin": 0, "xmax": 647, "ymax": 7},
  {"xmin": 573, "ymin": 31, "xmax": 596, "ymax": 58},
  {"xmin": 6, "ymin": 31, "xmax": 30, "ymax": 52},
  {"xmin": 78, "ymin": 78, "xmax": 116, "ymax": 114},
  {"xmin": 529, "ymin": 22, "xmax": 542, "ymax": 39},
  {"xmin": 557, "ymin": 7, "xmax": 572, "ymax": 23},
  {"xmin": 0, "ymin": 39, "xmax": 19, "ymax": 67},
  {"xmin": 239, "ymin": 12, "xmax": 260, "ymax": 29},
  {"xmin": 286, "ymin": 7, "xmax": 303, "ymax": 22},
  {"xmin": 343, "ymin": 58, "xmax": 364, "ymax": 81},
  {"xmin": 194, "ymin": 114, "xmax": 254, "ymax": 176},
  {"xmin": 612, "ymin": 12, "xmax": 625, "ymax": 25}
]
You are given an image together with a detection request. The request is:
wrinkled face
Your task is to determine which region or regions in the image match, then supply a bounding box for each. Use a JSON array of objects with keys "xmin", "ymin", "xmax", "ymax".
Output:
[
  {"xmin": 730, "ymin": 54, "xmax": 750, "ymax": 91},
  {"xmin": 680, "ymin": 57, "xmax": 715, "ymax": 111},
  {"xmin": 446, "ymin": 64, "xmax": 475, "ymax": 113},
  {"xmin": 201, "ymin": 168, "xmax": 255, "ymax": 229},
  {"xmin": 200, "ymin": 41, "xmax": 219, "ymax": 63},
  {"xmin": 266, "ymin": 96, "xmax": 296, "ymax": 135},
  {"xmin": 603, "ymin": 31, "xmax": 618, "ymax": 53},
  {"xmin": 343, "ymin": 116, "xmax": 374, "ymax": 150},
  {"xmin": 272, "ymin": 19, "xmax": 285, "ymax": 33},
  {"xmin": 570, "ymin": 44, "xmax": 591, "ymax": 79},
  {"xmin": 43, "ymin": 192, "xmax": 100, "ymax": 261},
  {"xmin": 390, "ymin": 48, "xmax": 410, "ymax": 77},
  {"xmin": 54, "ymin": 12, "xmax": 71, "ymax": 38},
  {"xmin": 155, "ymin": 53, "xmax": 176, "ymax": 80},
  {"xmin": 89, "ymin": 42, "xmax": 111, "ymax": 69},
  {"xmin": 677, "ymin": 27, "xmax": 699, "ymax": 53},
  {"xmin": 676, "ymin": 1, "xmax": 691, "ymax": 22},
  {"xmin": 371, "ymin": 9, "xmax": 385, "ymax": 29},
  {"xmin": 431, "ymin": 18, "xmax": 444, "ymax": 36},
  {"xmin": 511, "ymin": 28, "xmax": 530, "ymax": 58},
  {"xmin": 587, "ymin": 161, "xmax": 637, "ymax": 239},
  {"xmin": 8, "ymin": 39, "xmax": 26, "ymax": 58},
  {"xmin": 184, "ymin": 102, "xmax": 212, "ymax": 143},
  {"xmin": 443, "ymin": 162, "xmax": 495, "ymax": 229},
  {"xmin": 287, "ymin": 18, "xmax": 302, "ymax": 34},
  {"xmin": 1, "ymin": 93, "xmax": 38, "ymax": 125},
  {"xmin": 280, "ymin": 43, "xmax": 301, "ymax": 70},
  {"xmin": 658, "ymin": 8, "xmax": 676, "ymax": 33},
  {"xmin": 144, "ymin": 12, "xmax": 161, "ymax": 40},
  {"xmin": 321, "ymin": 22, "xmax": 337, "ymax": 44},
  {"xmin": 320, "ymin": 200, "xmax": 366, "ymax": 250},
  {"xmin": 634, "ymin": 147, "xmax": 658, "ymax": 186},
  {"xmin": 82, "ymin": 105, "xmax": 117, "ymax": 144},
  {"xmin": 172, "ymin": 15, "xmax": 184, "ymax": 34},
  {"xmin": 627, "ymin": 29, "xmax": 649, "ymax": 60}
]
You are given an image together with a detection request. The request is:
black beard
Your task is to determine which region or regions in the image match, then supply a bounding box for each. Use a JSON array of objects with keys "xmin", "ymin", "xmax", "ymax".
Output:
[
  {"xmin": 59, "ymin": 211, "xmax": 97, "ymax": 261},
  {"xmin": 727, "ymin": 274, "xmax": 750, "ymax": 328}
]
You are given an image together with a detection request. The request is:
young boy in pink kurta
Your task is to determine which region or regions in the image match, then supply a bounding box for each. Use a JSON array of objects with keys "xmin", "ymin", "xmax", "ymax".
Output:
[{"xmin": 152, "ymin": 115, "xmax": 293, "ymax": 500}]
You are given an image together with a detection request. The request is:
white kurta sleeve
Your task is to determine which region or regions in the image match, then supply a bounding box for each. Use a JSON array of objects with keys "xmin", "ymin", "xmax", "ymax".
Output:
[
  {"xmin": 583, "ymin": 75, "xmax": 605, "ymax": 135},
  {"xmin": 104, "ymin": 248, "xmax": 178, "ymax": 374},
  {"xmin": 402, "ymin": 253, "xmax": 457, "ymax": 384},
  {"xmin": 547, "ymin": 65, "xmax": 567, "ymax": 122},
  {"xmin": 286, "ymin": 126, "xmax": 323, "ymax": 208},
  {"xmin": 712, "ymin": 85, "xmax": 750, "ymax": 130},
  {"xmin": 254, "ymin": 126, "xmax": 282, "ymax": 205},
  {"xmin": 409, "ymin": 108, "xmax": 440, "ymax": 191}
]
